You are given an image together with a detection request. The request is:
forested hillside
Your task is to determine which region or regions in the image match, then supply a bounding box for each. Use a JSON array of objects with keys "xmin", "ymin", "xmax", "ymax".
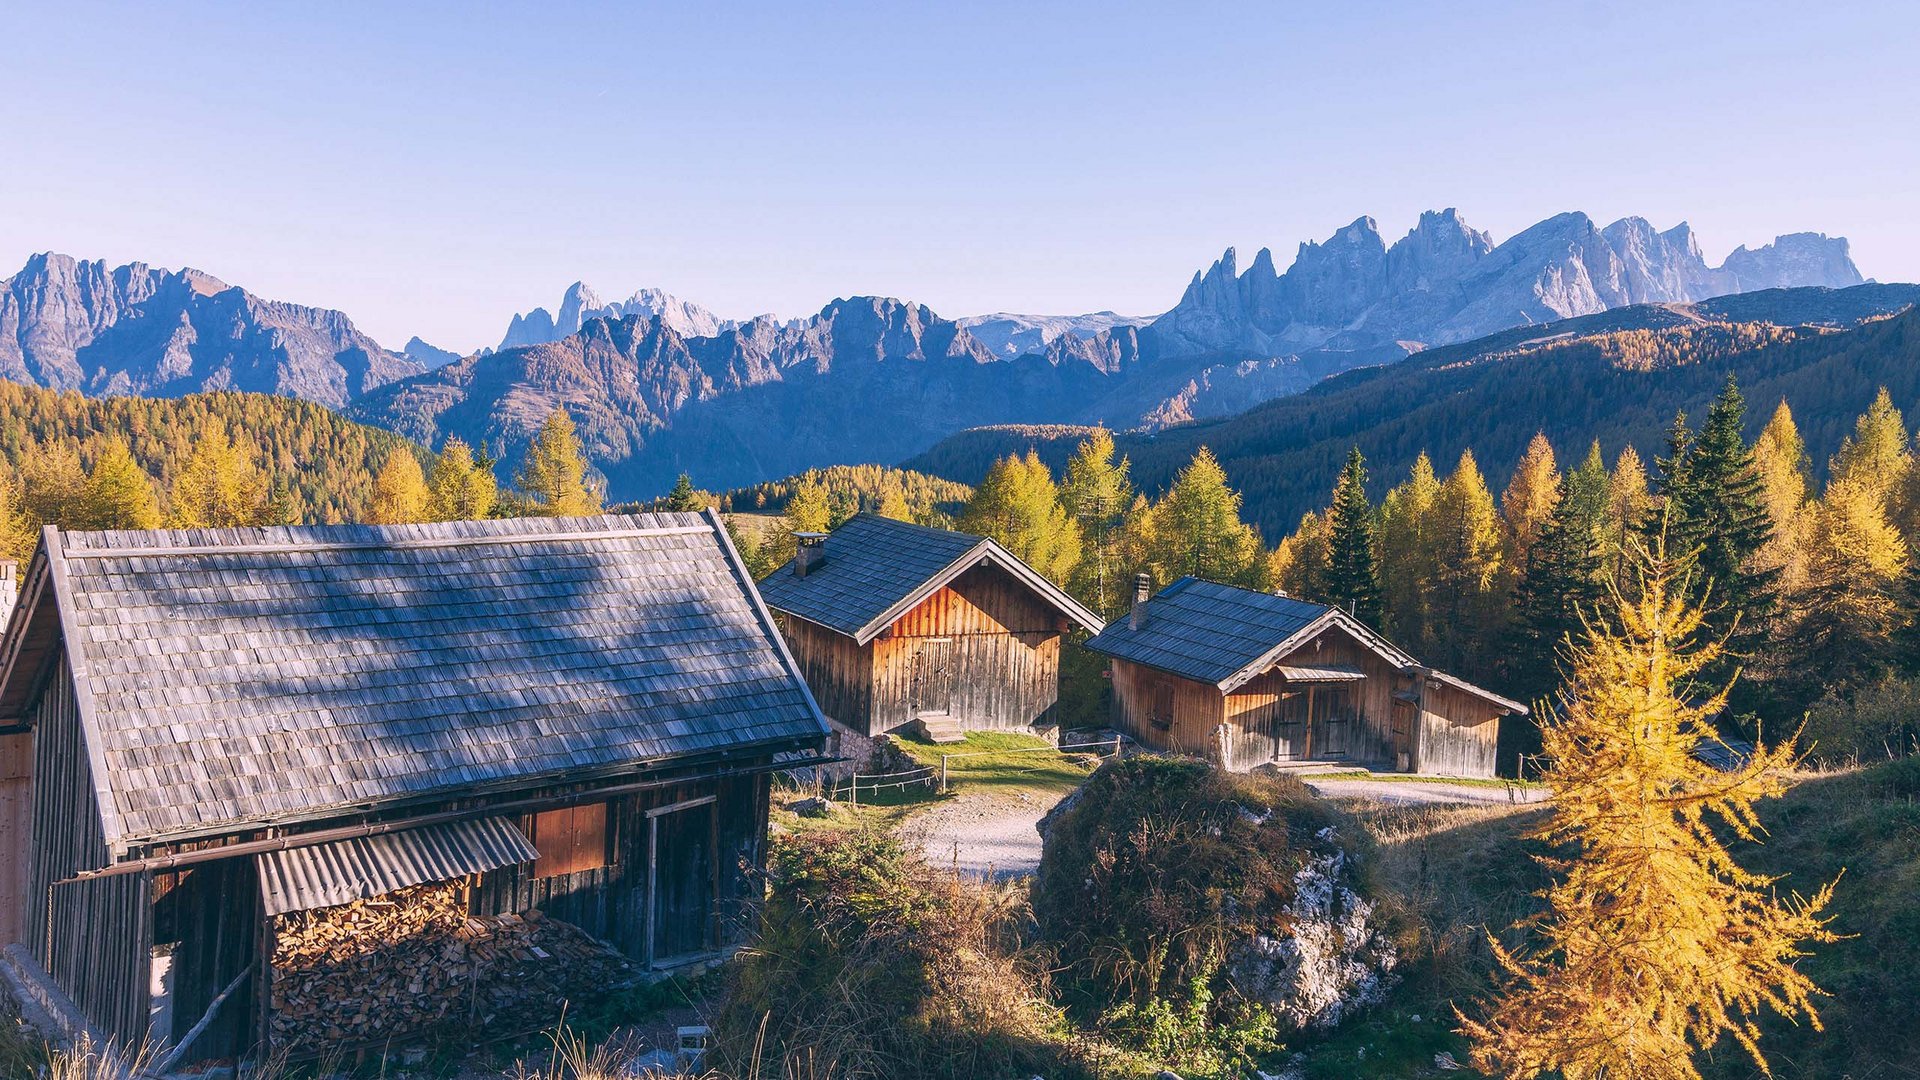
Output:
[
  {"xmin": 0, "ymin": 382, "xmax": 424, "ymax": 525},
  {"xmin": 910, "ymin": 289, "xmax": 1920, "ymax": 538}
]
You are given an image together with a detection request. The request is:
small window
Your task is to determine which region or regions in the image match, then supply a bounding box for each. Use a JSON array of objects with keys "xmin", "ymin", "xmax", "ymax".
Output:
[
  {"xmin": 532, "ymin": 802, "xmax": 611, "ymax": 879},
  {"xmin": 1150, "ymin": 683, "xmax": 1176, "ymax": 730}
]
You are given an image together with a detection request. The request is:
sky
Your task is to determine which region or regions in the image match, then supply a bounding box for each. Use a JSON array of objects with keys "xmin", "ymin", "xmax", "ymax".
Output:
[{"xmin": 2, "ymin": 1, "xmax": 1916, "ymax": 354}]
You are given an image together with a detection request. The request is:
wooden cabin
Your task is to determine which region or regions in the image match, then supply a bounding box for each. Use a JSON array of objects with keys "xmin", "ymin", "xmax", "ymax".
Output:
[
  {"xmin": 757, "ymin": 514, "xmax": 1104, "ymax": 751},
  {"xmin": 0, "ymin": 513, "xmax": 827, "ymax": 1063},
  {"xmin": 1083, "ymin": 576, "xmax": 1525, "ymax": 778}
]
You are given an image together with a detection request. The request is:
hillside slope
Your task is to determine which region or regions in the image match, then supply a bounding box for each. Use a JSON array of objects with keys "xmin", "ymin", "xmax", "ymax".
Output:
[{"xmin": 908, "ymin": 284, "xmax": 1920, "ymax": 537}]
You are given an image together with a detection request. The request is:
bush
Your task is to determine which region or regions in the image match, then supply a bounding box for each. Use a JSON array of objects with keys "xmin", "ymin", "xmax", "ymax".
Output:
[
  {"xmin": 710, "ymin": 827, "xmax": 1084, "ymax": 1080},
  {"xmin": 1801, "ymin": 675, "xmax": 1920, "ymax": 764},
  {"xmin": 1030, "ymin": 756, "xmax": 1364, "ymax": 1077}
]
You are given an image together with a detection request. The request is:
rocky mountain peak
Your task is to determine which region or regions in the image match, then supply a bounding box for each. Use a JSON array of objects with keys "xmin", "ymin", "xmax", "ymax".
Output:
[{"xmin": 498, "ymin": 282, "xmax": 732, "ymax": 350}]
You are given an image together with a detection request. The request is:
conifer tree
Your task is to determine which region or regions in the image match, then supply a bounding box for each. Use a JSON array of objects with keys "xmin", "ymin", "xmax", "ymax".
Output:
[
  {"xmin": 1507, "ymin": 444, "xmax": 1609, "ymax": 702},
  {"xmin": 1465, "ymin": 541, "xmax": 1837, "ymax": 1080},
  {"xmin": 664, "ymin": 473, "xmax": 705, "ymax": 512},
  {"xmin": 876, "ymin": 488, "xmax": 913, "ymax": 522},
  {"xmin": 1271, "ymin": 510, "xmax": 1331, "ymax": 602},
  {"xmin": 1111, "ymin": 493, "xmax": 1162, "ymax": 599},
  {"xmin": 76, "ymin": 438, "xmax": 161, "ymax": 531},
  {"xmin": 1060, "ymin": 430, "xmax": 1135, "ymax": 615},
  {"xmin": 1378, "ymin": 452, "xmax": 1442, "ymax": 650},
  {"xmin": 18, "ymin": 442, "xmax": 86, "ymax": 528},
  {"xmin": 958, "ymin": 451, "xmax": 1081, "ymax": 584},
  {"xmin": 1428, "ymin": 450, "xmax": 1506, "ymax": 672},
  {"xmin": 1668, "ymin": 378, "xmax": 1778, "ymax": 669},
  {"xmin": 1154, "ymin": 447, "xmax": 1263, "ymax": 587},
  {"xmin": 515, "ymin": 409, "xmax": 602, "ymax": 517},
  {"xmin": 1500, "ymin": 432, "xmax": 1562, "ymax": 568},
  {"xmin": 1828, "ymin": 386, "xmax": 1909, "ymax": 507},
  {"xmin": 1604, "ymin": 445, "xmax": 1652, "ymax": 563},
  {"xmin": 1751, "ymin": 401, "xmax": 1813, "ymax": 594},
  {"xmin": 1780, "ymin": 475, "xmax": 1909, "ymax": 697},
  {"xmin": 0, "ymin": 469, "xmax": 38, "ymax": 565},
  {"xmin": 365, "ymin": 448, "xmax": 430, "ymax": 525},
  {"xmin": 785, "ymin": 478, "xmax": 832, "ymax": 534},
  {"xmin": 170, "ymin": 428, "xmax": 278, "ymax": 528},
  {"xmin": 1324, "ymin": 446, "xmax": 1381, "ymax": 624},
  {"xmin": 426, "ymin": 438, "xmax": 497, "ymax": 521}
]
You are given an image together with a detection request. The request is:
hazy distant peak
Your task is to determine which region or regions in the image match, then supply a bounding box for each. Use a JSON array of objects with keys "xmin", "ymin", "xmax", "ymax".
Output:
[{"xmin": 498, "ymin": 281, "xmax": 732, "ymax": 350}]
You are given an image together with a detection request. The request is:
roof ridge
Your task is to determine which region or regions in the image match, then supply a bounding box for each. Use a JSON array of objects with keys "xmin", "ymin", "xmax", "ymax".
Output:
[
  {"xmin": 58, "ymin": 514, "xmax": 715, "ymax": 558},
  {"xmin": 847, "ymin": 511, "xmax": 984, "ymax": 544}
]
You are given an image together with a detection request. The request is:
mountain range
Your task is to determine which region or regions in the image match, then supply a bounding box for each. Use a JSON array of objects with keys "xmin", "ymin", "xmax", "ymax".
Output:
[
  {"xmin": 0, "ymin": 253, "xmax": 421, "ymax": 408},
  {"xmin": 0, "ymin": 209, "xmax": 1879, "ymax": 499}
]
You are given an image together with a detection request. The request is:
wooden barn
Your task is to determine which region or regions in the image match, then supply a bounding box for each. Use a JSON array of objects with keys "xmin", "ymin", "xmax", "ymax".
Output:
[
  {"xmin": 1083, "ymin": 576, "xmax": 1525, "ymax": 778},
  {"xmin": 0, "ymin": 512, "xmax": 827, "ymax": 1064},
  {"xmin": 756, "ymin": 514, "xmax": 1104, "ymax": 749}
]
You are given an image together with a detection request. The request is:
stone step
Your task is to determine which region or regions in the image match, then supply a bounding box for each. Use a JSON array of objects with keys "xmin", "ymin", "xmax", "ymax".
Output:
[{"xmin": 911, "ymin": 715, "xmax": 967, "ymax": 744}]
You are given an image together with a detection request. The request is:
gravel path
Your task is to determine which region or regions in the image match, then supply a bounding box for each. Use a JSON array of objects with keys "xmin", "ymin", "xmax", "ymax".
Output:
[
  {"xmin": 1304, "ymin": 777, "xmax": 1550, "ymax": 806},
  {"xmin": 910, "ymin": 786, "xmax": 1073, "ymax": 879}
]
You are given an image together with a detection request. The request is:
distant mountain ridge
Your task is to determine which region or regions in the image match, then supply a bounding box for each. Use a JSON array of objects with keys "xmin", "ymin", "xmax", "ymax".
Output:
[
  {"xmin": 1148, "ymin": 210, "xmax": 1864, "ymax": 360},
  {"xmin": 499, "ymin": 281, "xmax": 734, "ymax": 349},
  {"xmin": 0, "ymin": 253, "xmax": 421, "ymax": 408}
]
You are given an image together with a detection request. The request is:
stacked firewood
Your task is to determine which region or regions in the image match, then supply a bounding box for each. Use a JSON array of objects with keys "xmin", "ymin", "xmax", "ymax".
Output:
[{"xmin": 268, "ymin": 880, "xmax": 636, "ymax": 1056}]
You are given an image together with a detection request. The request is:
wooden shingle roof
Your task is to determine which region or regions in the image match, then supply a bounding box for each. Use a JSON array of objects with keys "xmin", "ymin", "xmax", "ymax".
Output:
[
  {"xmin": 7, "ymin": 511, "xmax": 827, "ymax": 847},
  {"xmin": 756, "ymin": 513, "xmax": 1103, "ymax": 644},
  {"xmin": 1084, "ymin": 577, "xmax": 1525, "ymax": 712}
]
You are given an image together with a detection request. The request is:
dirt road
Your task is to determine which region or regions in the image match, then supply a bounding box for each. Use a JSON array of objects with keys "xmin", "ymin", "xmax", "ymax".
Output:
[
  {"xmin": 1303, "ymin": 776, "xmax": 1549, "ymax": 807},
  {"xmin": 910, "ymin": 786, "xmax": 1071, "ymax": 879}
]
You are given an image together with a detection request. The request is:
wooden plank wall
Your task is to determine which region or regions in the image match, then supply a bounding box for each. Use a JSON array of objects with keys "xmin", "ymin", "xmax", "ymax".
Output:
[
  {"xmin": 151, "ymin": 855, "xmax": 259, "ymax": 1059},
  {"xmin": 868, "ymin": 564, "xmax": 1063, "ymax": 734},
  {"xmin": 1414, "ymin": 681, "xmax": 1503, "ymax": 778},
  {"xmin": 778, "ymin": 616, "xmax": 874, "ymax": 734},
  {"xmin": 24, "ymin": 653, "xmax": 151, "ymax": 1045},
  {"xmin": 0, "ymin": 732, "xmax": 31, "ymax": 945},
  {"xmin": 1108, "ymin": 659, "xmax": 1224, "ymax": 757},
  {"xmin": 1222, "ymin": 628, "xmax": 1404, "ymax": 769}
]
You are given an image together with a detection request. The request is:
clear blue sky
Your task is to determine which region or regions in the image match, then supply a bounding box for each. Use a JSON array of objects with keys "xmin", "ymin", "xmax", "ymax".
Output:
[{"xmin": 2, "ymin": 1, "xmax": 1915, "ymax": 353}]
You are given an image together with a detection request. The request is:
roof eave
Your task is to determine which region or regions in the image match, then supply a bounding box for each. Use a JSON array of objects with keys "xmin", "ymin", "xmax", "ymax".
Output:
[{"xmin": 850, "ymin": 538, "xmax": 1103, "ymax": 645}]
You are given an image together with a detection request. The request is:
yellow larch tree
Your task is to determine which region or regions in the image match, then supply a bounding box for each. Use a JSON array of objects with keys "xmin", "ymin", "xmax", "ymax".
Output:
[
  {"xmin": 1604, "ymin": 445, "xmax": 1652, "ymax": 563},
  {"xmin": 366, "ymin": 448, "xmax": 431, "ymax": 524},
  {"xmin": 1377, "ymin": 451, "xmax": 1442, "ymax": 649},
  {"xmin": 170, "ymin": 427, "xmax": 280, "ymax": 528},
  {"xmin": 1464, "ymin": 541, "xmax": 1838, "ymax": 1080},
  {"xmin": 514, "ymin": 409, "xmax": 603, "ymax": 517},
  {"xmin": 1828, "ymin": 386, "xmax": 1909, "ymax": 509},
  {"xmin": 76, "ymin": 438, "xmax": 162, "ymax": 531},
  {"xmin": 1427, "ymin": 450, "xmax": 1506, "ymax": 668},
  {"xmin": 1751, "ymin": 401, "xmax": 1813, "ymax": 594},
  {"xmin": 1501, "ymin": 432, "xmax": 1562, "ymax": 568},
  {"xmin": 425, "ymin": 438, "xmax": 497, "ymax": 522}
]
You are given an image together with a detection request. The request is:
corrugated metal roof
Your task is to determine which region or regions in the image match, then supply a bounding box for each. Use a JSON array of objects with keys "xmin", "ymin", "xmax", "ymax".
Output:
[
  {"xmin": 758, "ymin": 513, "xmax": 1103, "ymax": 643},
  {"xmin": 28, "ymin": 512, "xmax": 829, "ymax": 845},
  {"xmin": 1275, "ymin": 663, "xmax": 1367, "ymax": 682},
  {"xmin": 256, "ymin": 816, "xmax": 538, "ymax": 916}
]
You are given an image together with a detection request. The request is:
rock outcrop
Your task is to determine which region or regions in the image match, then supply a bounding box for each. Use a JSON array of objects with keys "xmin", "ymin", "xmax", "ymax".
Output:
[{"xmin": 499, "ymin": 281, "xmax": 732, "ymax": 349}]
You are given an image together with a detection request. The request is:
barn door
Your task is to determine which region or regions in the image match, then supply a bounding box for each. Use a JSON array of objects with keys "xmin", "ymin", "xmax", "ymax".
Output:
[
  {"xmin": 647, "ymin": 796, "xmax": 717, "ymax": 967},
  {"xmin": 911, "ymin": 639, "xmax": 956, "ymax": 716},
  {"xmin": 1274, "ymin": 691, "xmax": 1310, "ymax": 760},
  {"xmin": 0, "ymin": 734, "xmax": 30, "ymax": 945},
  {"xmin": 1311, "ymin": 685, "xmax": 1355, "ymax": 758}
]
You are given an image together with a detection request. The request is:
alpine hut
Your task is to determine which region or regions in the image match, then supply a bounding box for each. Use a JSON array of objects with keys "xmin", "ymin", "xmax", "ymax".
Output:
[
  {"xmin": 756, "ymin": 514, "xmax": 1103, "ymax": 754},
  {"xmin": 0, "ymin": 512, "xmax": 827, "ymax": 1063},
  {"xmin": 1083, "ymin": 576, "xmax": 1526, "ymax": 778}
]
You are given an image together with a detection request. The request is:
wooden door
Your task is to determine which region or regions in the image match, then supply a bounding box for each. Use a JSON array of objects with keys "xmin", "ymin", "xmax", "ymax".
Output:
[
  {"xmin": 648, "ymin": 797, "xmax": 717, "ymax": 966},
  {"xmin": 1391, "ymin": 698, "xmax": 1417, "ymax": 769},
  {"xmin": 911, "ymin": 639, "xmax": 956, "ymax": 716},
  {"xmin": 0, "ymin": 734, "xmax": 30, "ymax": 945},
  {"xmin": 1273, "ymin": 691, "xmax": 1310, "ymax": 760},
  {"xmin": 1311, "ymin": 685, "xmax": 1355, "ymax": 758}
]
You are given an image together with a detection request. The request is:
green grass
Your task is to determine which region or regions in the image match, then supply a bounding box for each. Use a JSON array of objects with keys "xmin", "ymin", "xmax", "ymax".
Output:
[{"xmin": 890, "ymin": 730, "xmax": 1104, "ymax": 797}]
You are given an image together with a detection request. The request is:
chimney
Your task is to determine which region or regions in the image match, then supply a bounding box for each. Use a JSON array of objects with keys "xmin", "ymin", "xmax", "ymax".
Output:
[
  {"xmin": 1129, "ymin": 572, "xmax": 1152, "ymax": 631},
  {"xmin": 793, "ymin": 533, "xmax": 829, "ymax": 578}
]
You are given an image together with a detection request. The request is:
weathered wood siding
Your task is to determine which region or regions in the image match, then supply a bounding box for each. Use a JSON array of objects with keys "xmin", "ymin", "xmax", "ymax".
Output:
[
  {"xmin": 471, "ymin": 771, "xmax": 770, "ymax": 965},
  {"xmin": 1108, "ymin": 658, "xmax": 1224, "ymax": 757},
  {"xmin": 0, "ymin": 732, "xmax": 31, "ymax": 945},
  {"xmin": 867, "ymin": 564, "xmax": 1063, "ymax": 734},
  {"xmin": 1220, "ymin": 627, "xmax": 1403, "ymax": 770},
  {"xmin": 152, "ymin": 854, "xmax": 260, "ymax": 1059},
  {"xmin": 1413, "ymin": 680, "xmax": 1504, "ymax": 778},
  {"xmin": 25, "ymin": 653, "xmax": 151, "ymax": 1046},
  {"xmin": 778, "ymin": 615, "xmax": 874, "ymax": 734}
]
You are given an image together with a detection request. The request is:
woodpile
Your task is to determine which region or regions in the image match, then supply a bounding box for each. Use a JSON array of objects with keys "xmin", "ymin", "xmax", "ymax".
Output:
[{"xmin": 268, "ymin": 879, "xmax": 637, "ymax": 1056}]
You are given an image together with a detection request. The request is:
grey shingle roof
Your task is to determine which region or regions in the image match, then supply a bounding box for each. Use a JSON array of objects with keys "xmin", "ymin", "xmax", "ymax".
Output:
[
  {"xmin": 40, "ymin": 512, "xmax": 826, "ymax": 846},
  {"xmin": 757, "ymin": 513, "xmax": 1103, "ymax": 643},
  {"xmin": 1083, "ymin": 578, "xmax": 1339, "ymax": 687}
]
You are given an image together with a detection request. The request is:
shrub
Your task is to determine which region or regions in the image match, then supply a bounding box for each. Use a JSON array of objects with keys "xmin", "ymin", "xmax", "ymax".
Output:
[
  {"xmin": 710, "ymin": 827, "xmax": 1083, "ymax": 1080},
  {"xmin": 1802, "ymin": 675, "xmax": 1920, "ymax": 764}
]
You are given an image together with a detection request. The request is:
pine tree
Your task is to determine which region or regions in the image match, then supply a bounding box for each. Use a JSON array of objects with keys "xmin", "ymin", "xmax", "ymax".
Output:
[
  {"xmin": 1668, "ymin": 377, "xmax": 1778, "ymax": 670},
  {"xmin": 1378, "ymin": 452, "xmax": 1442, "ymax": 650},
  {"xmin": 1324, "ymin": 446, "xmax": 1381, "ymax": 624},
  {"xmin": 1506, "ymin": 444, "xmax": 1610, "ymax": 702},
  {"xmin": 1154, "ymin": 447, "xmax": 1263, "ymax": 587},
  {"xmin": 365, "ymin": 448, "xmax": 430, "ymax": 525},
  {"xmin": 958, "ymin": 451, "xmax": 1081, "ymax": 584},
  {"xmin": 1427, "ymin": 450, "xmax": 1506, "ymax": 673},
  {"xmin": 75, "ymin": 438, "xmax": 161, "ymax": 531},
  {"xmin": 170, "ymin": 428, "xmax": 278, "ymax": 528},
  {"xmin": 426, "ymin": 438, "xmax": 498, "ymax": 521},
  {"xmin": 515, "ymin": 409, "xmax": 602, "ymax": 517},
  {"xmin": 1060, "ymin": 430, "xmax": 1135, "ymax": 616},
  {"xmin": 1751, "ymin": 401, "xmax": 1813, "ymax": 595},
  {"xmin": 1500, "ymin": 432, "xmax": 1562, "ymax": 568},
  {"xmin": 1828, "ymin": 386, "xmax": 1909, "ymax": 507},
  {"xmin": 1780, "ymin": 475, "xmax": 1909, "ymax": 697},
  {"xmin": 664, "ymin": 473, "xmax": 706, "ymax": 512},
  {"xmin": 1464, "ymin": 542, "xmax": 1837, "ymax": 1080}
]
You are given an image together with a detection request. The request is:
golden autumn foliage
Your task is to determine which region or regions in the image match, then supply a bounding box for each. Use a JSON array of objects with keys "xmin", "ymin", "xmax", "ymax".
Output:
[
  {"xmin": 1501, "ymin": 432, "xmax": 1562, "ymax": 567},
  {"xmin": 365, "ymin": 448, "xmax": 432, "ymax": 524},
  {"xmin": 1463, "ymin": 543, "xmax": 1839, "ymax": 1080}
]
